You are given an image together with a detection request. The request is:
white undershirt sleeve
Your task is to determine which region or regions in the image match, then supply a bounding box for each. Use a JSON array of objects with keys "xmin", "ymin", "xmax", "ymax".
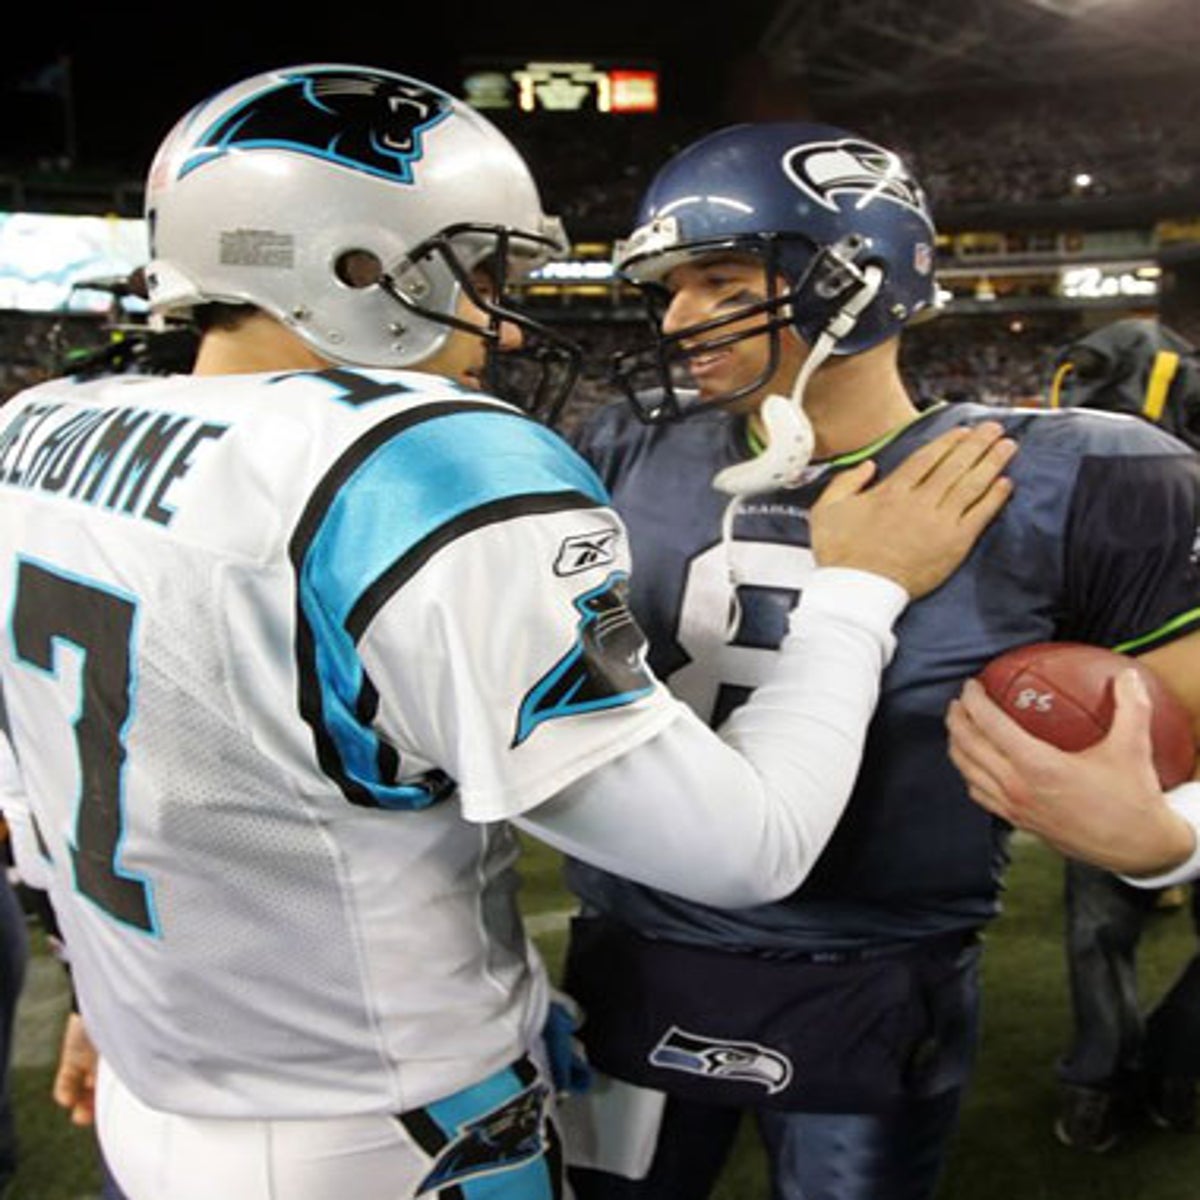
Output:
[
  {"xmin": 514, "ymin": 567, "xmax": 906, "ymax": 908},
  {"xmin": 1118, "ymin": 781, "xmax": 1200, "ymax": 889}
]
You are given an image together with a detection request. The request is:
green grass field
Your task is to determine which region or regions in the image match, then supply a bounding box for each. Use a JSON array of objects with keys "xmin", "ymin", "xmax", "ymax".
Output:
[{"xmin": 10, "ymin": 834, "xmax": 1200, "ymax": 1198}]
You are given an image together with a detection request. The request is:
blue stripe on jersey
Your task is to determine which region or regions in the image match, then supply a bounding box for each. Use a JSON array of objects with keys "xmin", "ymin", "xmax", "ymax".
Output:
[
  {"xmin": 307, "ymin": 409, "xmax": 606, "ymax": 625},
  {"xmin": 293, "ymin": 403, "xmax": 608, "ymax": 810}
]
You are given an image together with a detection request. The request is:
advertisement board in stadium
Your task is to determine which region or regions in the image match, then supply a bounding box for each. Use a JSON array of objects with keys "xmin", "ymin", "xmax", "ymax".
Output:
[
  {"xmin": 463, "ymin": 60, "xmax": 659, "ymax": 114},
  {"xmin": 0, "ymin": 211, "xmax": 147, "ymax": 313}
]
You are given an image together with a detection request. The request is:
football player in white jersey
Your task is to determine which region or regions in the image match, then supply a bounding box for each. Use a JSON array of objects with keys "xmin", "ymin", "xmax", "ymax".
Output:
[{"xmin": 0, "ymin": 64, "xmax": 1015, "ymax": 1200}]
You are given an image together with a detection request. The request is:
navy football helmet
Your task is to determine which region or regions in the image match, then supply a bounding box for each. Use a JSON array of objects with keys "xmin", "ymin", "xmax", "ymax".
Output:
[
  {"xmin": 145, "ymin": 64, "xmax": 580, "ymax": 423},
  {"xmin": 611, "ymin": 122, "xmax": 939, "ymax": 422}
]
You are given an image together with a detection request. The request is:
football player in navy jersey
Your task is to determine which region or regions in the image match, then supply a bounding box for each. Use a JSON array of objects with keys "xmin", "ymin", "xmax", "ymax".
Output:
[
  {"xmin": 0, "ymin": 67, "xmax": 1013, "ymax": 1200},
  {"xmin": 558, "ymin": 123, "xmax": 1200, "ymax": 1200},
  {"xmin": 955, "ymin": 318, "xmax": 1200, "ymax": 1151}
]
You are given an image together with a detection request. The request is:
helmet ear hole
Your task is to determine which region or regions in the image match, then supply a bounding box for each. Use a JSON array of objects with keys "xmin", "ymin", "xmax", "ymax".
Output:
[
  {"xmin": 335, "ymin": 249, "xmax": 384, "ymax": 289},
  {"xmin": 145, "ymin": 65, "xmax": 567, "ymax": 377}
]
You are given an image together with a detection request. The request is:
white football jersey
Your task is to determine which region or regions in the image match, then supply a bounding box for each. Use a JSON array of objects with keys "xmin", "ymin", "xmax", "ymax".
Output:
[{"xmin": 0, "ymin": 367, "xmax": 678, "ymax": 1118}]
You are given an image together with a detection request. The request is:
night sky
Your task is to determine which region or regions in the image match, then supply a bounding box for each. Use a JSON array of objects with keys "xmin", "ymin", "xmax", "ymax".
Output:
[{"xmin": 2, "ymin": 2, "xmax": 779, "ymax": 175}]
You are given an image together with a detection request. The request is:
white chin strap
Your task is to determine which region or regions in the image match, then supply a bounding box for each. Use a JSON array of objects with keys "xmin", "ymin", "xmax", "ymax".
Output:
[{"xmin": 713, "ymin": 264, "xmax": 885, "ymax": 639}]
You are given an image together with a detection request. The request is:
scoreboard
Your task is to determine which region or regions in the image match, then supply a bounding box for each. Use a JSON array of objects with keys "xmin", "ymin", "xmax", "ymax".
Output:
[{"xmin": 462, "ymin": 60, "xmax": 659, "ymax": 115}]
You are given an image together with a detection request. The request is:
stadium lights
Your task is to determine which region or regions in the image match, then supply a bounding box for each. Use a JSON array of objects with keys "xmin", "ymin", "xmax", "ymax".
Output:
[
  {"xmin": 530, "ymin": 260, "xmax": 617, "ymax": 281},
  {"xmin": 1060, "ymin": 265, "xmax": 1158, "ymax": 298}
]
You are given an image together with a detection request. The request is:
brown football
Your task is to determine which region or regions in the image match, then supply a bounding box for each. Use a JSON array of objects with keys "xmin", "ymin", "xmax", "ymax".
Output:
[{"xmin": 977, "ymin": 641, "xmax": 1195, "ymax": 788}]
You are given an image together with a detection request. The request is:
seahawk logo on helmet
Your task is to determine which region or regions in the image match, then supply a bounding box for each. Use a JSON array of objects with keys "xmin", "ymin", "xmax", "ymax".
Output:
[
  {"xmin": 179, "ymin": 69, "xmax": 451, "ymax": 185},
  {"xmin": 783, "ymin": 139, "xmax": 929, "ymax": 219}
]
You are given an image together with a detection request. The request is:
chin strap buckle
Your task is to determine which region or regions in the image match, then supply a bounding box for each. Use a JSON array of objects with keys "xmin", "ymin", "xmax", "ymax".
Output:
[{"xmin": 712, "ymin": 394, "xmax": 816, "ymax": 497}]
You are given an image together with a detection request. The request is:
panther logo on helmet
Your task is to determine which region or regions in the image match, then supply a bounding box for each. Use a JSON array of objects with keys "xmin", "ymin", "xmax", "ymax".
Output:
[
  {"xmin": 178, "ymin": 68, "xmax": 452, "ymax": 185},
  {"xmin": 783, "ymin": 139, "xmax": 929, "ymax": 220}
]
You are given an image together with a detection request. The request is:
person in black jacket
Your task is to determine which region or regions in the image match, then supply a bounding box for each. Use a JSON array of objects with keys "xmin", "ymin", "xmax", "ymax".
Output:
[{"xmin": 1046, "ymin": 318, "xmax": 1200, "ymax": 1152}]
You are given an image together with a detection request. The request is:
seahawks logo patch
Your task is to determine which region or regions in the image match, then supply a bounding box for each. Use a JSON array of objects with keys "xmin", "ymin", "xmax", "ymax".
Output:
[
  {"xmin": 783, "ymin": 138, "xmax": 929, "ymax": 219},
  {"xmin": 180, "ymin": 68, "xmax": 452, "ymax": 184},
  {"xmin": 514, "ymin": 572, "xmax": 654, "ymax": 745},
  {"xmin": 649, "ymin": 1025, "xmax": 794, "ymax": 1094}
]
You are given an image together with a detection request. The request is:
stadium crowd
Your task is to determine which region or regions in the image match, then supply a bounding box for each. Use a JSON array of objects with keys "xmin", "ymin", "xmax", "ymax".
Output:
[
  {"xmin": 502, "ymin": 72, "xmax": 1200, "ymax": 239},
  {"xmin": 0, "ymin": 309, "xmax": 1086, "ymax": 422},
  {"xmin": 840, "ymin": 76, "xmax": 1200, "ymax": 209},
  {"xmin": 4, "ymin": 71, "xmax": 1193, "ymax": 411}
]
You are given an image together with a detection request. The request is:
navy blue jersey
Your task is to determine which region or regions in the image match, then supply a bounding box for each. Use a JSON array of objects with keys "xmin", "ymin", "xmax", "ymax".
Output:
[{"xmin": 565, "ymin": 400, "xmax": 1200, "ymax": 951}]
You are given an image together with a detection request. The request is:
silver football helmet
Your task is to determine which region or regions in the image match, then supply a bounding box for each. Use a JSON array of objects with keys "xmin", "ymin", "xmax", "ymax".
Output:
[{"xmin": 144, "ymin": 63, "xmax": 579, "ymax": 420}]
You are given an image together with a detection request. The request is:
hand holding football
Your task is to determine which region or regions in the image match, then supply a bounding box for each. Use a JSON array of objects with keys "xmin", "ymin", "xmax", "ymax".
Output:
[{"xmin": 977, "ymin": 641, "xmax": 1196, "ymax": 789}]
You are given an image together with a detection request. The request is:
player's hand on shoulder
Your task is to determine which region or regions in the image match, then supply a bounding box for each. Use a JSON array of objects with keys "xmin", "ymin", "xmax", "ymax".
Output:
[{"xmin": 811, "ymin": 421, "xmax": 1015, "ymax": 598}]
